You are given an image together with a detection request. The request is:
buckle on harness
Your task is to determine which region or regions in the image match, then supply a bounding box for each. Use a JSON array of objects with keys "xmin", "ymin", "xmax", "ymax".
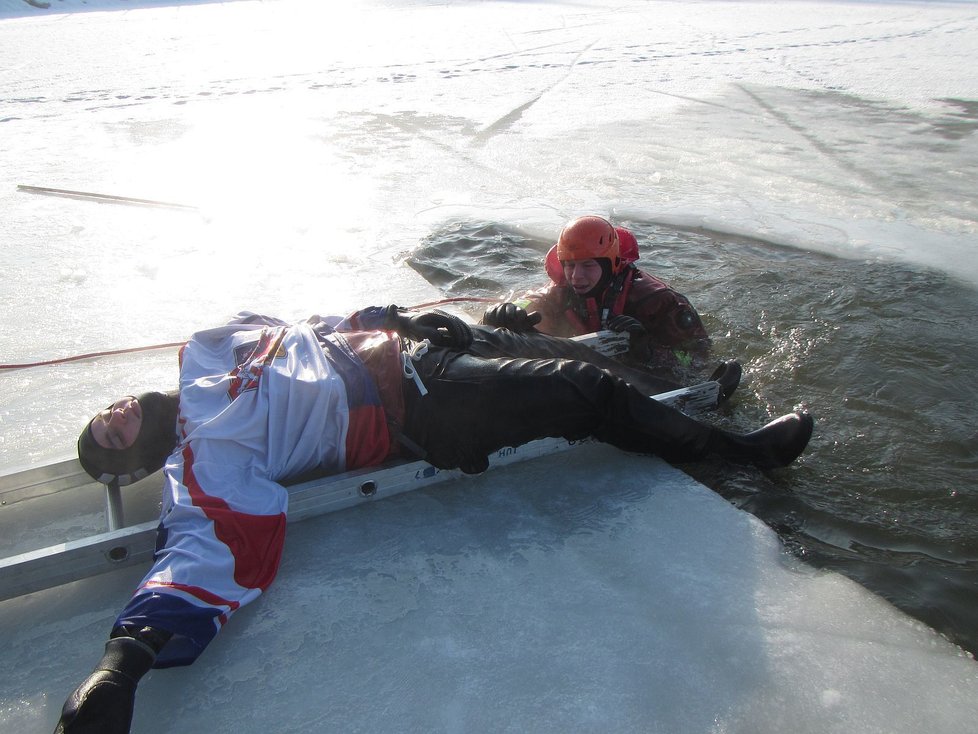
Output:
[{"xmin": 401, "ymin": 339, "xmax": 430, "ymax": 396}]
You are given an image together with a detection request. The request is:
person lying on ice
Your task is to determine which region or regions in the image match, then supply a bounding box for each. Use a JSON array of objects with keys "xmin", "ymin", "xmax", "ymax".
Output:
[
  {"xmin": 481, "ymin": 215, "xmax": 736, "ymax": 386},
  {"xmin": 56, "ymin": 305, "xmax": 813, "ymax": 734}
]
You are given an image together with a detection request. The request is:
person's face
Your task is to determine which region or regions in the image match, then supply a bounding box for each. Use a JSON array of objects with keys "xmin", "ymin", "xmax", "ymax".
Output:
[
  {"xmin": 89, "ymin": 396, "xmax": 143, "ymax": 450},
  {"xmin": 562, "ymin": 259, "xmax": 605, "ymax": 294}
]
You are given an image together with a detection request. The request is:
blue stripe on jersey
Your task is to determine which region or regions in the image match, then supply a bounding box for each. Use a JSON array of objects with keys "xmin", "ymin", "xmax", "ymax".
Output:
[
  {"xmin": 116, "ymin": 588, "xmax": 224, "ymax": 668},
  {"xmin": 321, "ymin": 334, "xmax": 384, "ymax": 410}
]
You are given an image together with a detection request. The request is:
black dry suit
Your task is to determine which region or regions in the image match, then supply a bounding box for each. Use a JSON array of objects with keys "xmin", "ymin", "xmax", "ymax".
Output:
[{"xmin": 399, "ymin": 326, "xmax": 810, "ymax": 475}]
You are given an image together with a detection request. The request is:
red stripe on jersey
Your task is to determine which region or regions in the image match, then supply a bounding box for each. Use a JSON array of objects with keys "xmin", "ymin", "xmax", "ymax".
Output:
[
  {"xmin": 345, "ymin": 404, "xmax": 391, "ymax": 469},
  {"xmin": 181, "ymin": 444, "xmax": 287, "ymax": 592}
]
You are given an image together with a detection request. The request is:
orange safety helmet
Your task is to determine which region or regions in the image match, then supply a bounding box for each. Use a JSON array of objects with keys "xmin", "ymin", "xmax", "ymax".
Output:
[{"xmin": 555, "ymin": 215, "xmax": 622, "ymax": 273}]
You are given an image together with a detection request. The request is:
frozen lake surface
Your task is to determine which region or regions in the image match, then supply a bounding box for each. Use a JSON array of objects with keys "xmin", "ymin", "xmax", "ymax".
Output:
[{"xmin": 1, "ymin": 0, "xmax": 977, "ymax": 731}]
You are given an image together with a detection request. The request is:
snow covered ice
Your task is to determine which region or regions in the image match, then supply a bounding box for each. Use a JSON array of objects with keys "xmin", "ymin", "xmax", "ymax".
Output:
[{"xmin": 1, "ymin": 0, "xmax": 977, "ymax": 732}]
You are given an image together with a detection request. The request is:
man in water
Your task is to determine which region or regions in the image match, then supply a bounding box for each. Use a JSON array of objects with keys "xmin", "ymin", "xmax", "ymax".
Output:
[
  {"xmin": 483, "ymin": 215, "xmax": 713, "ymax": 373},
  {"xmin": 56, "ymin": 304, "xmax": 813, "ymax": 734}
]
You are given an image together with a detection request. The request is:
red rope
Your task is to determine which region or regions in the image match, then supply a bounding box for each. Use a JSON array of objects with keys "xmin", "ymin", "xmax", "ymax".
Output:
[
  {"xmin": 0, "ymin": 297, "xmax": 499, "ymax": 371},
  {"xmin": 0, "ymin": 342, "xmax": 186, "ymax": 370},
  {"xmin": 408, "ymin": 296, "xmax": 497, "ymax": 309}
]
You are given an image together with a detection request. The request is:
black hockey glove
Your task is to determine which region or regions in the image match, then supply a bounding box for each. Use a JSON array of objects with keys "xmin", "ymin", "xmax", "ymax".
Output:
[
  {"xmin": 385, "ymin": 306, "xmax": 473, "ymax": 349},
  {"xmin": 481, "ymin": 302, "xmax": 542, "ymax": 332},
  {"xmin": 606, "ymin": 314, "xmax": 646, "ymax": 336},
  {"xmin": 54, "ymin": 636, "xmax": 157, "ymax": 734}
]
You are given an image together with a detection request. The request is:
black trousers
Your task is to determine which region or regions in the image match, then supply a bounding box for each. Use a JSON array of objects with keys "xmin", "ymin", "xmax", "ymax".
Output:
[{"xmin": 401, "ymin": 327, "xmax": 715, "ymax": 474}]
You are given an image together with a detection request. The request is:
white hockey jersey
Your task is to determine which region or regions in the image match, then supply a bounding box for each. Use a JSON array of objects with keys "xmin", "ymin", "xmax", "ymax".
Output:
[{"xmin": 116, "ymin": 311, "xmax": 395, "ymax": 666}]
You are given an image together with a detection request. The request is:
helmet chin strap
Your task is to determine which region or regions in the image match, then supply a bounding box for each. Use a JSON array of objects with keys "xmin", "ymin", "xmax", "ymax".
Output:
[
  {"xmin": 571, "ymin": 262, "xmax": 632, "ymax": 329},
  {"xmin": 575, "ymin": 258, "xmax": 615, "ymax": 299}
]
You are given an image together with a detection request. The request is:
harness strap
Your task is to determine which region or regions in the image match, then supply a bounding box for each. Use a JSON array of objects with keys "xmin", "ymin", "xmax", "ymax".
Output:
[
  {"xmin": 566, "ymin": 265, "xmax": 637, "ymax": 332},
  {"xmin": 395, "ymin": 431, "xmax": 428, "ymax": 460}
]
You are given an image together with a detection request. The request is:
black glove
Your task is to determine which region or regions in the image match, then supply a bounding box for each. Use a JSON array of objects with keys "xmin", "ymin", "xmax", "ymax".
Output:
[
  {"xmin": 606, "ymin": 314, "xmax": 646, "ymax": 336},
  {"xmin": 54, "ymin": 636, "xmax": 157, "ymax": 734},
  {"xmin": 481, "ymin": 302, "xmax": 542, "ymax": 332},
  {"xmin": 386, "ymin": 306, "xmax": 473, "ymax": 349}
]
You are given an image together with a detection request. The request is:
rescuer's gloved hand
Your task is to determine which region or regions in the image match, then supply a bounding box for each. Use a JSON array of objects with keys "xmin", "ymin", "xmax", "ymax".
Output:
[
  {"xmin": 607, "ymin": 314, "xmax": 651, "ymax": 361},
  {"xmin": 481, "ymin": 302, "xmax": 542, "ymax": 332},
  {"xmin": 54, "ymin": 636, "xmax": 157, "ymax": 734},
  {"xmin": 606, "ymin": 314, "xmax": 646, "ymax": 336},
  {"xmin": 386, "ymin": 306, "xmax": 473, "ymax": 349}
]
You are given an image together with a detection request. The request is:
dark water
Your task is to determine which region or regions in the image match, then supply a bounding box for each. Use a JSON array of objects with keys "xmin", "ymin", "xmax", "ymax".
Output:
[{"xmin": 407, "ymin": 218, "xmax": 978, "ymax": 658}]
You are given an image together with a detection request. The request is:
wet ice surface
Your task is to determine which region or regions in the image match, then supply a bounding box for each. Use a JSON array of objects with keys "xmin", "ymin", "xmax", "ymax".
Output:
[{"xmin": 4, "ymin": 448, "xmax": 978, "ymax": 733}]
